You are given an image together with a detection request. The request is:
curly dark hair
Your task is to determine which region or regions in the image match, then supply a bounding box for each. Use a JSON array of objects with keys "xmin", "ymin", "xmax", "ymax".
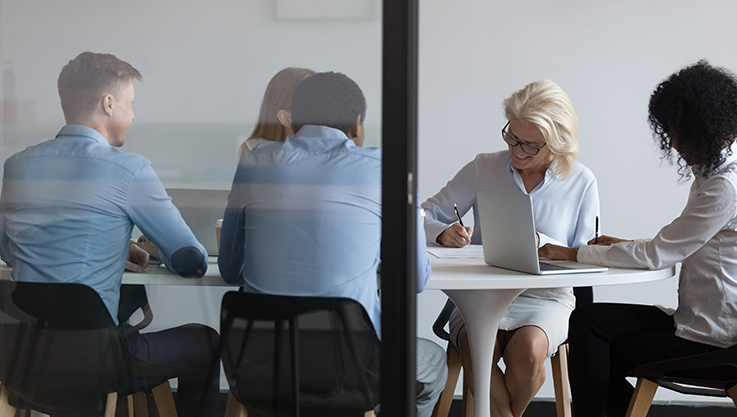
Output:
[{"xmin": 648, "ymin": 60, "xmax": 737, "ymax": 179}]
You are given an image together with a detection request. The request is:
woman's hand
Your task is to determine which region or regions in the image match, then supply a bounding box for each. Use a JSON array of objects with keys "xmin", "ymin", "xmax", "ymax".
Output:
[
  {"xmin": 538, "ymin": 244, "xmax": 579, "ymax": 261},
  {"xmin": 437, "ymin": 223, "xmax": 473, "ymax": 247},
  {"xmin": 587, "ymin": 235, "xmax": 631, "ymax": 246}
]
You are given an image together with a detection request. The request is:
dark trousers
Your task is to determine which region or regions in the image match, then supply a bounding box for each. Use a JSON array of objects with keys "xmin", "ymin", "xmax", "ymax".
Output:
[
  {"xmin": 568, "ymin": 303, "xmax": 720, "ymax": 417},
  {"xmin": 121, "ymin": 324, "xmax": 221, "ymax": 417}
]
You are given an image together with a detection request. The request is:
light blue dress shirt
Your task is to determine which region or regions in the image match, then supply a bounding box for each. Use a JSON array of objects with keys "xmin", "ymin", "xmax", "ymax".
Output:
[
  {"xmin": 422, "ymin": 150, "xmax": 600, "ymax": 309},
  {"xmin": 0, "ymin": 125, "xmax": 207, "ymax": 323},
  {"xmin": 219, "ymin": 125, "xmax": 431, "ymax": 336}
]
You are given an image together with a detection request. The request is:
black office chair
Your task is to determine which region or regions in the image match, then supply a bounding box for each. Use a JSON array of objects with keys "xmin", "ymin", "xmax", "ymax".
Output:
[
  {"xmin": 0, "ymin": 280, "xmax": 183, "ymax": 417},
  {"xmin": 625, "ymin": 344, "xmax": 737, "ymax": 416},
  {"xmin": 220, "ymin": 291, "xmax": 380, "ymax": 417},
  {"xmin": 430, "ymin": 287, "xmax": 593, "ymax": 417}
]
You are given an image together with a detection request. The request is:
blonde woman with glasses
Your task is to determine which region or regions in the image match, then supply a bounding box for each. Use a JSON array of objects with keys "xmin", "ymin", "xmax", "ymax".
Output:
[{"xmin": 422, "ymin": 80, "xmax": 599, "ymax": 417}]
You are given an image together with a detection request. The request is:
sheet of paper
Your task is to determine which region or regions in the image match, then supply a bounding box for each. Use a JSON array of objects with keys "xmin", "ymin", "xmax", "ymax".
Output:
[{"xmin": 427, "ymin": 244, "xmax": 484, "ymax": 259}]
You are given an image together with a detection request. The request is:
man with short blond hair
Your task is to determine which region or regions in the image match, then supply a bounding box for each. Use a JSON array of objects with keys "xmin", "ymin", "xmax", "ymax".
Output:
[{"xmin": 0, "ymin": 52, "xmax": 219, "ymax": 417}]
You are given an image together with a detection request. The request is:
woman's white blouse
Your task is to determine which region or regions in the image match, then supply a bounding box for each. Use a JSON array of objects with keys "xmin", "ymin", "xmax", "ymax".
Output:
[
  {"xmin": 579, "ymin": 146, "xmax": 737, "ymax": 348},
  {"xmin": 422, "ymin": 150, "xmax": 600, "ymax": 307}
]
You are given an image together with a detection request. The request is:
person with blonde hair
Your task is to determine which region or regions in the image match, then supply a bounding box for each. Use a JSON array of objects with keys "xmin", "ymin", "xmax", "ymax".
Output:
[
  {"xmin": 238, "ymin": 67, "xmax": 316, "ymax": 161},
  {"xmin": 422, "ymin": 79, "xmax": 599, "ymax": 416}
]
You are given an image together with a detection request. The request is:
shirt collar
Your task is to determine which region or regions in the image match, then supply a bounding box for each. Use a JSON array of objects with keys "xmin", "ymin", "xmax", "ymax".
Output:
[
  {"xmin": 693, "ymin": 141, "xmax": 737, "ymax": 177},
  {"xmin": 506, "ymin": 158, "xmax": 554, "ymax": 190},
  {"xmin": 56, "ymin": 125, "xmax": 110, "ymax": 146},
  {"xmin": 293, "ymin": 125, "xmax": 352, "ymax": 141}
]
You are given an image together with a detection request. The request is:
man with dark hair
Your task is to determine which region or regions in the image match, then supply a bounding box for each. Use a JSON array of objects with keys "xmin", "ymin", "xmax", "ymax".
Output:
[
  {"xmin": 0, "ymin": 52, "xmax": 219, "ymax": 417},
  {"xmin": 219, "ymin": 71, "xmax": 446, "ymax": 417}
]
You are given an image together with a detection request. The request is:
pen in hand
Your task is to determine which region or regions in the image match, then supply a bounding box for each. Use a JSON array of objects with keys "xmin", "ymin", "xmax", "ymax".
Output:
[
  {"xmin": 595, "ymin": 215, "xmax": 599, "ymax": 244},
  {"xmin": 454, "ymin": 203, "xmax": 465, "ymax": 227},
  {"xmin": 453, "ymin": 203, "xmax": 471, "ymax": 246}
]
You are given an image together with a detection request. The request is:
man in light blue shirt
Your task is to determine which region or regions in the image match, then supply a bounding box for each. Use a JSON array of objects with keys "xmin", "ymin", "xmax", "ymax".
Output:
[
  {"xmin": 219, "ymin": 71, "xmax": 446, "ymax": 417},
  {"xmin": 0, "ymin": 52, "xmax": 219, "ymax": 417}
]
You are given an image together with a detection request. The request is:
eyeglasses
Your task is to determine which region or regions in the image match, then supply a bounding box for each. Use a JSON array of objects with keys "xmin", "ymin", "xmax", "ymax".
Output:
[{"xmin": 501, "ymin": 121, "xmax": 546, "ymax": 156}]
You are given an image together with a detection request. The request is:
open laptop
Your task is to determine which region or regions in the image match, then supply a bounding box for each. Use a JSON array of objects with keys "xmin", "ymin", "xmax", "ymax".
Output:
[
  {"xmin": 166, "ymin": 188, "xmax": 230, "ymax": 257},
  {"xmin": 476, "ymin": 188, "xmax": 607, "ymax": 275}
]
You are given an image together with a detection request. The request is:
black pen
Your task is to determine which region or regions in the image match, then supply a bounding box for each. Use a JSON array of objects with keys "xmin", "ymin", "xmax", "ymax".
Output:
[
  {"xmin": 453, "ymin": 203, "xmax": 464, "ymax": 227},
  {"xmin": 595, "ymin": 216, "xmax": 599, "ymax": 244}
]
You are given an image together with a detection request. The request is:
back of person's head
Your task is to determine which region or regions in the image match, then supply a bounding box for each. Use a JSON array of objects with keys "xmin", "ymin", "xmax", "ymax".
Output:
[
  {"xmin": 57, "ymin": 52, "xmax": 142, "ymax": 122},
  {"xmin": 291, "ymin": 72, "xmax": 367, "ymax": 135},
  {"xmin": 503, "ymin": 79, "xmax": 579, "ymax": 179},
  {"xmin": 649, "ymin": 60, "xmax": 737, "ymax": 178},
  {"xmin": 250, "ymin": 67, "xmax": 316, "ymax": 142}
]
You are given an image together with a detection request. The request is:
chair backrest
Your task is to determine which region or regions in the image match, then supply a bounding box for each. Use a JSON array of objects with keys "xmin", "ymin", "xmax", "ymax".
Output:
[
  {"xmin": 118, "ymin": 284, "xmax": 153, "ymax": 331},
  {"xmin": 220, "ymin": 291, "xmax": 380, "ymax": 417},
  {"xmin": 0, "ymin": 280, "xmax": 181, "ymax": 415},
  {"xmin": 432, "ymin": 286, "xmax": 594, "ymax": 341}
]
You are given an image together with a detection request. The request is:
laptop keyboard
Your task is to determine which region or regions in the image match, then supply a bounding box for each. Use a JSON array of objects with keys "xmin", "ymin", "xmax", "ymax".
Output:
[{"xmin": 539, "ymin": 262, "xmax": 574, "ymax": 271}]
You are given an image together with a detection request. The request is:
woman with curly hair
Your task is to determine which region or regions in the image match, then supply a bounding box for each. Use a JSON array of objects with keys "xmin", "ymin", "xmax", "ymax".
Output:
[{"xmin": 539, "ymin": 60, "xmax": 737, "ymax": 417}]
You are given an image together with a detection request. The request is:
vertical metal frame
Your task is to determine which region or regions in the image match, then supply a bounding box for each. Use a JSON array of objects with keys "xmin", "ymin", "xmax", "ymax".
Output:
[{"xmin": 381, "ymin": 0, "xmax": 419, "ymax": 415}]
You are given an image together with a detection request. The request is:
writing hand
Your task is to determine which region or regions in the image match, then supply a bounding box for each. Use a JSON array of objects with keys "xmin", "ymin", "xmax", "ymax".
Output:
[
  {"xmin": 587, "ymin": 235, "xmax": 630, "ymax": 246},
  {"xmin": 538, "ymin": 244, "xmax": 579, "ymax": 262},
  {"xmin": 126, "ymin": 241, "xmax": 150, "ymax": 273},
  {"xmin": 437, "ymin": 223, "xmax": 473, "ymax": 247}
]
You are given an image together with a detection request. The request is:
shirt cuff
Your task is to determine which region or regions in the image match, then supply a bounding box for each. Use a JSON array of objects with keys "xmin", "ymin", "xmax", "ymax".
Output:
[{"xmin": 577, "ymin": 245, "xmax": 609, "ymax": 266}]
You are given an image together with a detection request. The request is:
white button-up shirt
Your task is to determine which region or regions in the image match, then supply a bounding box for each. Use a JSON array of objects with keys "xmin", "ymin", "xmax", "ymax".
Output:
[{"xmin": 579, "ymin": 144, "xmax": 737, "ymax": 348}]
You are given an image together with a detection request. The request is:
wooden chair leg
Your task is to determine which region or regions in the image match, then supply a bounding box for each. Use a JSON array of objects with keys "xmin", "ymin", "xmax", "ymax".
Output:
[
  {"xmin": 432, "ymin": 345, "xmax": 462, "ymax": 417},
  {"xmin": 132, "ymin": 391, "xmax": 149, "ymax": 417},
  {"xmin": 624, "ymin": 378, "xmax": 658, "ymax": 417},
  {"xmin": 120, "ymin": 395, "xmax": 132, "ymax": 417},
  {"xmin": 151, "ymin": 381, "xmax": 178, "ymax": 417},
  {"xmin": 104, "ymin": 392, "xmax": 118, "ymax": 417},
  {"xmin": 551, "ymin": 343, "xmax": 572, "ymax": 417},
  {"xmin": 224, "ymin": 392, "xmax": 248, "ymax": 417},
  {"xmin": 727, "ymin": 384, "xmax": 737, "ymax": 407},
  {"xmin": 0, "ymin": 384, "xmax": 19, "ymax": 417},
  {"xmin": 461, "ymin": 377, "xmax": 474, "ymax": 417}
]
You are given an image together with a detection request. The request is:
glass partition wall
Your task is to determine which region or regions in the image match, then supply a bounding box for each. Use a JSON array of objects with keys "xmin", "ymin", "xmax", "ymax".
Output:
[{"xmin": 0, "ymin": 0, "xmax": 420, "ymax": 414}]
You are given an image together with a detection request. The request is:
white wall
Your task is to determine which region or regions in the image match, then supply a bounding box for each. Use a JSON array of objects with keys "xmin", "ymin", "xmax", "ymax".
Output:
[
  {"xmin": 417, "ymin": 0, "xmax": 737, "ymax": 405},
  {"xmin": 3, "ymin": 0, "xmax": 737, "ymax": 406}
]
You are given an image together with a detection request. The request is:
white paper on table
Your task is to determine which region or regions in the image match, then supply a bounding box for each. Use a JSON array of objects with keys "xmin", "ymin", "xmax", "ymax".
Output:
[{"xmin": 426, "ymin": 244, "xmax": 484, "ymax": 259}]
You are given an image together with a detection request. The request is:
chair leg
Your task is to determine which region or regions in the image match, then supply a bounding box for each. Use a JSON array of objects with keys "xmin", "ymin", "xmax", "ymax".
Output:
[
  {"xmin": 431, "ymin": 345, "xmax": 462, "ymax": 417},
  {"xmin": 624, "ymin": 378, "xmax": 658, "ymax": 417},
  {"xmin": 104, "ymin": 392, "xmax": 118, "ymax": 417},
  {"xmin": 727, "ymin": 384, "xmax": 737, "ymax": 407},
  {"xmin": 363, "ymin": 411, "xmax": 375, "ymax": 417},
  {"xmin": 0, "ymin": 384, "xmax": 19, "ymax": 417},
  {"xmin": 132, "ymin": 391, "xmax": 149, "ymax": 417},
  {"xmin": 461, "ymin": 377, "xmax": 474, "ymax": 417},
  {"xmin": 551, "ymin": 343, "xmax": 572, "ymax": 417},
  {"xmin": 151, "ymin": 381, "xmax": 178, "ymax": 417},
  {"xmin": 225, "ymin": 392, "xmax": 248, "ymax": 417},
  {"xmin": 120, "ymin": 395, "xmax": 133, "ymax": 417}
]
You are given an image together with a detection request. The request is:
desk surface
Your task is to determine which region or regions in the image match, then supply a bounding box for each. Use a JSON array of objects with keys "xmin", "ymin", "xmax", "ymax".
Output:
[
  {"xmin": 426, "ymin": 256, "xmax": 676, "ymax": 290},
  {"xmin": 0, "ymin": 257, "xmax": 234, "ymax": 287},
  {"xmin": 0, "ymin": 256, "xmax": 676, "ymax": 289}
]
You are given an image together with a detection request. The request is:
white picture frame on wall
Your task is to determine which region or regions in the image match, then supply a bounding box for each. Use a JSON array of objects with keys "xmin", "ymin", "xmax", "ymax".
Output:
[{"xmin": 275, "ymin": 0, "xmax": 374, "ymax": 20}]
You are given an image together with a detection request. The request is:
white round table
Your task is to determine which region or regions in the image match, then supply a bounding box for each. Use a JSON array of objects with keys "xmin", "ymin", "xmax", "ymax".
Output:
[{"xmin": 426, "ymin": 256, "xmax": 676, "ymax": 417}]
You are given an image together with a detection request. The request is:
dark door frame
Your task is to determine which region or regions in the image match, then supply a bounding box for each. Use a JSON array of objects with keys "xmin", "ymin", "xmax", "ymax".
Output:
[{"xmin": 381, "ymin": 0, "xmax": 419, "ymax": 415}]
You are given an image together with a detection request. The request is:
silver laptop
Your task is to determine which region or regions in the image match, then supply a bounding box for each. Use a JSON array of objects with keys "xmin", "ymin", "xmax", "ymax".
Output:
[
  {"xmin": 476, "ymin": 188, "xmax": 607, "ymax": 275},
  {"xmin": 166, "ymin": 188, "xmax": 230, "ymax": 257}
]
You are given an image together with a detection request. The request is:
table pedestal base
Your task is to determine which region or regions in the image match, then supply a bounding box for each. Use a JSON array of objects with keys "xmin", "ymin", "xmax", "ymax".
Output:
[{"xmin": 443, "ymin": 288, "xmax": 525, "ymax": 417}]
